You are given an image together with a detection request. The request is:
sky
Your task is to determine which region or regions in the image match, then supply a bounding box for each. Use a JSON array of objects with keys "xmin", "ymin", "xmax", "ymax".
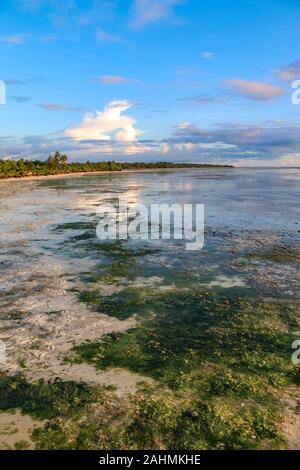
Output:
[{"xmin": 0, "ymin": 0, "xmax": 300, "ymax": 166}]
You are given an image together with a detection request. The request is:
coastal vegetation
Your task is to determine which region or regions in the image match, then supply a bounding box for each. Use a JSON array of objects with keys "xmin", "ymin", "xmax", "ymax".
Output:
[{"xmin": 0, "ymin": 152, "xmax": 232, "ymax": 179}]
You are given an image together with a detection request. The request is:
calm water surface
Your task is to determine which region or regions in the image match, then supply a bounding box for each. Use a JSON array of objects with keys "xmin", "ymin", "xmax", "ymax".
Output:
[{"xmin": 0, "ymin": 167, "xmax": 299, "ymax": 382}]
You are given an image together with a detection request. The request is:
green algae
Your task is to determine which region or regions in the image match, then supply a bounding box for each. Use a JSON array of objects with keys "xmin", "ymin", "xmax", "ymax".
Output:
[
  {"xmin": 2, "ymin": 284, "xmax": 298, "ymax": 449},
  {"xmin": 73, "ymin": 290, "xmax": 297, "ymax": 389},
  {"xmin": 0, "ymin": 376, "xmax": 102, "ymax": 420},
  {"xmin": 53, "ymin": 222, "xmax": 96, "ymax": 232},
  {"xmin": 0, "ymin": 372, "xmax": 286, "ymax": 450},
  {"xmin": 63, "ymin": 286, "xmax": 299, "ymax": 449},
  {"xmin": 5, "ymin": 205, "xmax": 299, "ymax": 449},
  {"xmin": 2, "ymin": 286, "xmax": 295, "ymax": 449},
  {"xmin": 106, "ymin": 391, "xmax": 284, "ymax": 450},
  {"xmin": 0, "ymin": 375, "xmax": 126, "ymax": 450},
  {"xmin": 79, "ymin": 287, "xmax": 150, "ymax": 319},
  {"xmin": 246, "ymin": 246, "xmax": 299, "ymax": 263},
  {"xmin": 58, "ymin": 228, "xmax": 162, "ymax": 283}
]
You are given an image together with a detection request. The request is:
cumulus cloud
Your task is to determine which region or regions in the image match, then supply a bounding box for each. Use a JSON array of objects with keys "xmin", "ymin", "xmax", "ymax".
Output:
[
  {"xmin": 38, "ymin": 103, "xmax": 84, "ymax": 112},
  {"xmin": 160, "ymin": 121, "xmax": 300, "ymax": 165},
  {"xmin": 164, "ymin": 138, "xmax": 236, "ymax": 155},
  {"xmin": 272, "ymin": 153, "xmax": 300, "ymax": 166},
  {"xmin": 129, "ymin": 0, "xmax": 184, "ymax": 29},
  {"xmin": 95, "ymin": 75, "xmax": 138, "ymax": 85},
  {"xmin": 64, "ymin": 100, "xmax": 143, "ymax": 142},
  {"xmin": 0, "ymin": 34, "xmax": 27, "ymax": 44},
  {"xmin": 276, "ymin": 61, "xmax": 300, "ymax": 81},
  {"xmin": 2, "ymin": 123, "xmax": 300, "ymax": 165},
  {"xmin": 0, "ymin": 133, "xmax": 156, "ymax": 162},
  {"xmin": 2, "ymin": 93, "xmax": 300, "ymax": 165},
  {"xmin": 169, "ymin": 121, "xmax": 300, "ymax": 149},
  {"xmin": 223, "ymin": 78, "xmax": 284, "ymax": 101},
  {"xmin": 233, "ymin": 153, "xmax": 300, "ymax": 168}
]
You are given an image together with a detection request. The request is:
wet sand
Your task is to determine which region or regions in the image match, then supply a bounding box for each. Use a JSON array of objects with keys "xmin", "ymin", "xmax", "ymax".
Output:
[
  {"xmin": 0, "ymin": 410, "xmax": 42, "ymax": 450},
  {"xmin": 0, "ymin": 180, "xmax": 152, "ymax": 394},
  {"xmin": 0, "ymin": 168, "xmax": 299, "ymax": 449}
]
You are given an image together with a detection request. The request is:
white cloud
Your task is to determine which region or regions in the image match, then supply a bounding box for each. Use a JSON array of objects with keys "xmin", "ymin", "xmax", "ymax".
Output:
[
  {"xmin": 96, "ymin": 30, "xmax": 122, "ymax": 43},
  {"xmin": 175, "ymin": 143, "xmax": 197, "ymax": 151},
  {"xmin": 161, "ymin": 143, "xmax": 170, "ymax": 154},
  {"xmin": 64, "ymin": 100, "xmax": 143, "ymax": 142},
  {"xmin": 202, "ymin": 51, "xmax": 215, "ymax": 60},
  {"xmin": 95, "ymin": 75, "xmax": 138, "ymax": 85},
  {"xmin": 234, "ymin": 153, "xmax": 300, "ymax": 167},
  {"xmin": 0, "ymin": 34, "xmax": 27, "ymax": 45},
  {"xmin": 223, "ymin": 78, "xmax": 284, "ymax": 101},
  {"xmin": 172, "ymin": 142, "xmax": 236, "ymax": 152},
  {"xmin": 129, "ymin": 0, "xmax": 183, "ymax": 29},
  {"xmin": 38, "ymin": 102, "xmax": 83, "ymax": 112},
  {"xmin": 198, "ymin": 142, "xmax": 236, "ymax": 149},
  {"xmin": 273, "ymin": 153, "xmax": 300, "ymax": 166},
  {"xmin": 276, "ymin": 61, "xmax": 300, "ymax": 81},
  {"xmin": 177, "ymin": 121, "xmax": 191, "ymax": 129}
]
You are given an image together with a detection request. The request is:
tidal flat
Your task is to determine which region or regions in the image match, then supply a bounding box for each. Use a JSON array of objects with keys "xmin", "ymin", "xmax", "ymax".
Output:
[{"xmin": 0, "ymin": 168, "xmax": 299, "ymax": 450}]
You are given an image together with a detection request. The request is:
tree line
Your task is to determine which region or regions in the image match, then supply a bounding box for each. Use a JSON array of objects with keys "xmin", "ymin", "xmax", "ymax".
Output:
[{"xmin": 0, "ymin": 151, "xmax": 233, "ymax": 178}]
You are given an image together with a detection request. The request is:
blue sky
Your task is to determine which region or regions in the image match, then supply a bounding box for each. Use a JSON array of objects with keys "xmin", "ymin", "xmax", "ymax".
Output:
[{"xmin": 0, "ymin": 0, "xmax": 300, "ymax": 165}]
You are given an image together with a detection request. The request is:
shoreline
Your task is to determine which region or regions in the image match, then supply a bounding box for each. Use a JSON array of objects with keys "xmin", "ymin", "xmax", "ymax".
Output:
[
  {"xmin": 0, "ymin": 166, "xmax": 234, "ymax": 183},
  {"xmin": 1, "ymin": 166, "xmax": 299, "ymax": 183}
]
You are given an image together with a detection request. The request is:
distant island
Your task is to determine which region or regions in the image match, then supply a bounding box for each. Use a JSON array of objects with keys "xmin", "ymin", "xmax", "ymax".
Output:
[{"xmin": 0, "ymin": 151, "xmax": 233, "ymax": 179}]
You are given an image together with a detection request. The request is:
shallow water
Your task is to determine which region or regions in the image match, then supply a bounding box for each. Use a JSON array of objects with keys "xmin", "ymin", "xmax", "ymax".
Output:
[{"xmin": 0, "ymin": 167, "xmax": 299, "ymax": 387}]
